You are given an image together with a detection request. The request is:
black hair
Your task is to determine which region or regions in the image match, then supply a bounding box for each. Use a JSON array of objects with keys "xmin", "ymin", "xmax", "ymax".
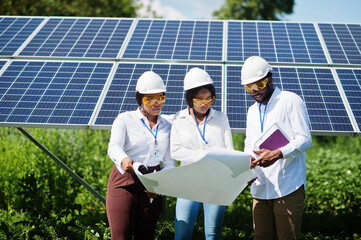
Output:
[
  {"xmin": 135, "ymin": 91, "xmax": 166, "ymax": 106},
  {"xmin": 136, "ymin": 92, "xmax": 143, "ymax": 106},
  {"xmin": 266, "ymin": 72, "xmax": 272, "ymax": 79},
  {"xmin": 185, "ymin": 84, "xmax": 216, "ymax": 108}
]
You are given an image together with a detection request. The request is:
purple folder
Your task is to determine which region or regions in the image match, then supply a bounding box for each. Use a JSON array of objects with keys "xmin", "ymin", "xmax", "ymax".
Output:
[{"xmin": 259, "ymin": 129, "xmax": 289, "ymax": 151}]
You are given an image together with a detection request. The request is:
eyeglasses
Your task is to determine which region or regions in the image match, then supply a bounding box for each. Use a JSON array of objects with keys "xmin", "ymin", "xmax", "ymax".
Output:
[
  {"xmin": 192, "ymin": 96, "xmax": 215, "ymax": 107},
  {"xmin": 244, "ymin": 78, "xmax": 269, "ymax": 93},
  {"xmin": 142, "ymin": 95, "xmax": 166, "ymax": 106}
]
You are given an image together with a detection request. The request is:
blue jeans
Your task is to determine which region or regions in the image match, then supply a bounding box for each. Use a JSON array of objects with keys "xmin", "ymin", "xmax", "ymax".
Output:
[{"xmin": 175, "ymin": 198, "xmax": 226, "ymax": 240}]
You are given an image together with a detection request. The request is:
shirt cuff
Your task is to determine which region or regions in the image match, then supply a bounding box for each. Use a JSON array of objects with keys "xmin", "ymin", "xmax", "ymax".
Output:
[
  {"xmin": 280, "ymin": 143, "xmax": 294, "ymax": 159},
  {"xmin": 116, "ymin": 163, "xmax": 126, "ymax": 174},
  {"xmin": 115, "ymin": 154, "xmax": 129, "ymax": 175}
]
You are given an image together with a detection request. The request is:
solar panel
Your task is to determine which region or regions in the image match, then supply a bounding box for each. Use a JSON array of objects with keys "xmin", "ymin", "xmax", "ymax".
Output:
[
  {"xmin": 0, "ymin": 16, "xmax": 360, "ymax": 135},
  {"xmin": 227, "ymin": 21, "xmax": 328, "ymax": 64},
  {"xmin": 0, "ymin": 60, "xmax": 113, "ymax": 127},
  {"xmin": 336, "ymin": 68, "xmax": 361, "ymax": 130},
  {"xmin": 122, "ymin": 19, "xmax": 224, "ymax": 61},
  {"xmin": 226, "ymin": 66, "xmax": 253, "ymax": 130},
  {"xmin": 0, "ymin": 17, "xmax": 44, "ymax": 56},
  {"xmin": 318, "ymin": 23, "xmax": 361, "ymax": 65},
  {"xmin": 19, "ymin": 18, "xmax": 133, "ymax": 58},
  {"xmin": 226, "ymin": 66, "xmax": 355, "ymax": 133},
  {"xmin": 93, "ymin": 63, "xmax": 223, "ymax": 127}
]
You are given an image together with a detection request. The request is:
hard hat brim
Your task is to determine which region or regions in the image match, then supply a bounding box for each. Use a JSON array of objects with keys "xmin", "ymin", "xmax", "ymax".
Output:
[
  {"xmin": 241, "ymin": 76, "xmax": 267, "ymax": 85},
  {"xmin": 137, "ymin": 89, "xmax": 167, "ymax": 94},
  {"xmin": 184, "ymin": 81, "xmax": 213, "ymax": 91}
]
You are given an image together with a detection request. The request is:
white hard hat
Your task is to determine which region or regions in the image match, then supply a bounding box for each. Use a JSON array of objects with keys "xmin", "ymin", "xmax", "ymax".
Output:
[
  {"xmin": 184, "ymin": 67, "xmax": 213, "ymax": 90},
  {"xmin": 136, "ymin": 71, "xmax": 166, "ymax": 94},
  {"xmin": 241, "ymin": 56, "xmax": 272, "ymax": 85}
]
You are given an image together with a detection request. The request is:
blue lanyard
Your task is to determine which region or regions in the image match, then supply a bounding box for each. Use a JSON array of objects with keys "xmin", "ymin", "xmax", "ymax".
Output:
[
  {"xmin": 259, "ymin": 102, "xmax": 268, "ymax": 133},
  {"xmin": 194, "ymin": 111, "xmax": 208, "ymax": 144},
  {"xmin": 141, "ymin": 119, "xmax": 159, "ymax": 145}
]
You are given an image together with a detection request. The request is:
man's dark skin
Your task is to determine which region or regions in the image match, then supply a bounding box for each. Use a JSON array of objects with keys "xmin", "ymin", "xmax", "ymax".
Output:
[{"xmin": 247, "ymin": 76, "xmax": 283, "ymax": 169}]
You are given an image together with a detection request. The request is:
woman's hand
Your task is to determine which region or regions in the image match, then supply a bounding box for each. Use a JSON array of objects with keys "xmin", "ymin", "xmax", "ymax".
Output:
[
  {"xmin": 121, "ymin": 157, "xmax": 134, "ymax": 173},
  {"xmin": 145, "ymin": 190, "xmax": 158, "ymax": 199}
]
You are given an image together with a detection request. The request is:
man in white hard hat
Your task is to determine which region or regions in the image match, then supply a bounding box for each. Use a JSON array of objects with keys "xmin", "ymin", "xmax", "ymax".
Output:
[{"xmin": 241, "ymin": 56, "xmax": 312, "ymax": 239}]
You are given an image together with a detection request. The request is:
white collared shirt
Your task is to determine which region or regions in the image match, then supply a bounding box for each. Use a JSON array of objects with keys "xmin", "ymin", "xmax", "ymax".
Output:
[
  {"xmin": 108, "ymin": 108, "xmax": 176, "ymax": 174},
  {"xmin": 245, "ymin": 87, "xmax": 312, "ymax": 199},
  {"xmin": 170, "ymin": 108, "xmax": 234, "ymax": 166}
]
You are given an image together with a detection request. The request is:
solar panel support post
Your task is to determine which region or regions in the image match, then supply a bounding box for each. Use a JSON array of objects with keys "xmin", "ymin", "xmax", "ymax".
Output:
[{"xmin": 16, "ymin": 127, "xmax": 106, "ymax": 205}]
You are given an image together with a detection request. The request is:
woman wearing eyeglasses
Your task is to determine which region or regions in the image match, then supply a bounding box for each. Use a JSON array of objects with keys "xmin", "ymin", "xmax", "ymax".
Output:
[
  {"xmin": 170, "ymin": 67, "xmax": 234, "ymax": 240},
  {"xmin": 106, "ymin": 71, "xmax": 176, "ymax": 240}
]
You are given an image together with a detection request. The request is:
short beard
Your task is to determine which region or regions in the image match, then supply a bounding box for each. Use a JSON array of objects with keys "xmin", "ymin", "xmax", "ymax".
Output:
[{"xmin": 254, "ymin": 84, "xmax": 274, "ymax": 104}]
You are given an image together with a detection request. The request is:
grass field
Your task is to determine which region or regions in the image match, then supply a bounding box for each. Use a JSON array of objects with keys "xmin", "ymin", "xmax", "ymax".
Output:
[{"xmin": 0, "ymin": 127, "xmax": 360, "ymax": 239}]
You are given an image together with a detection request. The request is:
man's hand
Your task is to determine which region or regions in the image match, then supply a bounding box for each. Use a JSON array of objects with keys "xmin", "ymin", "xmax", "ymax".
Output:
[
  {"xmin": 250, "ymin": 156, "xmax": 257, "ymax": 169},
  {"xmin": 121, "ymin": 157, "xmax": 134, "ymax": 173},
  {"xmin": 251, "ymin": 149, "xmax": 283, "ymax": 168}
]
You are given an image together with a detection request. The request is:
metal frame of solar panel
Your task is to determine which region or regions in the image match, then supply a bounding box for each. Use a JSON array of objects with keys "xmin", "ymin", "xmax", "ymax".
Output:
[{"xmin": 0, "ymin": 16, "xmax": 360, "ymax": 136}]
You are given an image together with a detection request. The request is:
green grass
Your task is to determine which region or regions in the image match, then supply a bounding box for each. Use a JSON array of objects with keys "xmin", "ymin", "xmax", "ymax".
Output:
[{"xmin": 0, "ymin": 128, "xmax": 360, "ymax": 239}]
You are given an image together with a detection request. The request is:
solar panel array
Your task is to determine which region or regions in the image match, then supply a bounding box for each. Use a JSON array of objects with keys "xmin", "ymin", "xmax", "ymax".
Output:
[
  {"xmin": 19, "ymin": 18, "xmax": 133, "ymax": 58},
  {"xmin": 227, "ymin": 21, "xmax": 328, "ymax": 63},
  {"xmin": 122, "ymin": 20, "xmax": 223, "ymax": 61},
  {"xmin": 336, "ymin": 69, "xmax": 361, "ymax": 130},
  {"xmin": 319, "ymin": 24, "xmax": 361, "ymax": 64},
  {"xmin": 0, "ymin": 17, "xmax": 44, "ymax": 56},
  {"xmin": 0, "ymin": 61, "xmax": 113, "ymax": 126},
  {"xmin": 0, "ymin": 16, "xmax": 360, "ymax": 136}
]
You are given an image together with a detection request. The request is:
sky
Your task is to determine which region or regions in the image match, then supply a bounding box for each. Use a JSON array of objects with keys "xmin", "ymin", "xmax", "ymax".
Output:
[{"xmin": 137, "ymin": 0, "xmax": 361, "ymax": 24}]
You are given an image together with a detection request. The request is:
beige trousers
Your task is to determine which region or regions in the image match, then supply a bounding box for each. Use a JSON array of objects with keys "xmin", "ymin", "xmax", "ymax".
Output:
[{"xmin": 252, "ymin": 186, "xmax": 305, "ymax": 240}]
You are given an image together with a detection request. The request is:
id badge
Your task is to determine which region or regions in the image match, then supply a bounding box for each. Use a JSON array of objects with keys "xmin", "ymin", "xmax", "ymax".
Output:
[
  {"xmin": 150, "ymin": 149, "xmax": 161, "ymax": 158},
  {"xmin": 148, "ymin": 144, "xmax": 163, "ymax": 166}
]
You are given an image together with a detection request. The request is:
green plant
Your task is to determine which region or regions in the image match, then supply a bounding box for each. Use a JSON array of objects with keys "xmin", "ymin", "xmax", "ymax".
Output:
[{"xmin": 1, "ymin": 128, "xmax": 360, "ymax": 239}]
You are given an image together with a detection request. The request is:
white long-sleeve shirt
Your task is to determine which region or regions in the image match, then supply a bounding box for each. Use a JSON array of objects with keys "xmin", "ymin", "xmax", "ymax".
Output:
[
  {"xmin": 170, "ymin": 108, "xmax": 234, "ymax": 166},
  {"xmin": 245, "ymin": 87, "xmax": 312, "ymax": 199},
  {"xmin": 108, "ymin": 108, "xmax": 176, "ymax": 174}
]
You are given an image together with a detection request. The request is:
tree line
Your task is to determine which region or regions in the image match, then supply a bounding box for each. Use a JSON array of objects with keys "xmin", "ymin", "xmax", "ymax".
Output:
[{"xmin": 0, "ymin": 0, "xmax": 295, "ymax": 20}]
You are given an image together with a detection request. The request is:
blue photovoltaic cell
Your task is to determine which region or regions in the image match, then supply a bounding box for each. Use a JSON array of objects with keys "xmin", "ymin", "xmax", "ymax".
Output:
[
  {"xmin": 0, "ymin": 17, "xmax": 44, "ymax": 56},
  {"xmin": 94, "ymin": 63, "xmax": 223, "ymax": 126},
  {"xmin": 0, "ymin": 61, "xmax": 7, "ymax": 70},
  {"xmin": 0, "ymin": 61, "xmax": 113, "ymax": 125},
  {"xmin": 226, "ymin": 66, "xmax": 354, "ymax": 132},
  {"xmin": 318, "ymin": 23, "xmax": 361, "ymax": 64},
  {"xmin": 337, "ymin": 69, "xmax": 361, "ymax": 130},
  {"xmin": 226, "ymin": 66, "xmax": 255, "ymax": 130},
  {"xmin": 122, "ymin": 20, "xmax": 223, "ymax": 61},
  {"xmin": 227, "ymin": 21, "xmax": 327, "ymax": 63},
  {"xmin": 19, "ymin": 18, "xmax": 133, "ymax": 58}
]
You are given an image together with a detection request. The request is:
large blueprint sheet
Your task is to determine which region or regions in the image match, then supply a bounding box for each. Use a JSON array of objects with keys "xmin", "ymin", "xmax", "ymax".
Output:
[{"xmin": 134, "ymin": 148, "xmax": 252, "ymax": 206}]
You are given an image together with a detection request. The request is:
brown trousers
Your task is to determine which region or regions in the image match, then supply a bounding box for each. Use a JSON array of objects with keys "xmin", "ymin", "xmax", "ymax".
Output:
[
  {"xmin": 253, "ymin": 186, "xmax": 305, "ymax": 240},
  {"xmin": 106, "ymin": 165, "xmax": 163, "ymax": 240}
]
